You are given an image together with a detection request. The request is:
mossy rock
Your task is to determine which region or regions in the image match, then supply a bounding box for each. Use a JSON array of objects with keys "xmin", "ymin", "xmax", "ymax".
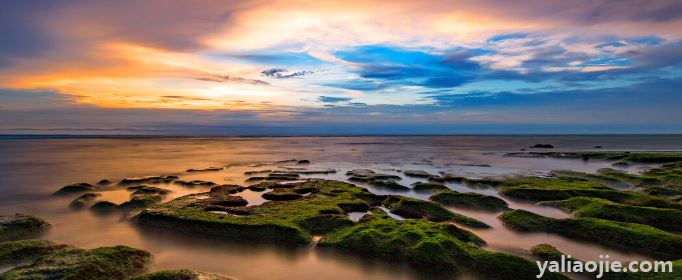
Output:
[
  {"xmin": 545, "ymin": 197, "xmax": 682, "ymax": 231},
  {"xmin": 118, "ymin": 194, "xmax": 165, "ymax": 210},
  {"xmin": 127, "ymin": 185, "xmax": 171, "ymax": 196},
  {"xmin": 0, "ymin": 239, "xmax": 70, "ymax": 266},
  {"xmin": 135, "ymin": 180, "xmax": 383, "ymax": 245},
  {"xmin": 0, "ymin": 241, "xmax": 152, "ymax": 279},
  {"xmin": 53, "ymin": 183, "xmax": 94, "ymax": 195},
  {"xmin": 499, "ymin": 210, "xmax": 682, "ymax": 259},
  {"xmin": 130, "ymin": 269, "xmax": 234, "ymax": 280},
  {"xmin": 508, "ymin": 151, "xmax": 682, "ymax": 163},
  {"xmin": 261, "ymin": 189, "xmax": 303, "ymax": 201},
  {"xmin": 210, "ymin": 185, "xmax": 245, "ymax": 195},
  {"xmin": 119, "ymin": 175, "xmax": 179, "ymax": 185},
  {"xmin": 174, "ymin": 180, "xmax": 216, "ymax": 187},
  {"xmin": 403, "ymin": 170, "xmax": 431, "ymax": 178},
  {"xmin": 90, "ymin": 201, "xmax": 118, "ymax": 213},
  {"xmin": 430, "ymin": 191, "xmax": 509, "ymax": 211},
  {"xmin": 319, "ymin": 210, "xmax": 566, "ymax": 279},
  {"xmin": 346, "ymin": 169, "xmax": 401, "ymax": 182},
  {"xmin": 530, "ymin": 243, "xmax": 564, "ymax": 261},
  {"xmin": 0, "ymin": 214, "xmax": 51, "ymax": 241},
  {"xmin": 499, "ymin": 176, "xmax": 681, "ymax": 210},
  {"xmin": 69, "ymin": 193, "xmax": 101, "ymax": 209},
  {"xmin": 383, "ymin": 196, "xmax": 489, "ymax": 228},
  {"xmin": 370, "ymin": 179, "xmax": 408, "ymax": 190},
  {"xmin": 411, "ymin": 182, "xmax": 449, "ymax": 193}
]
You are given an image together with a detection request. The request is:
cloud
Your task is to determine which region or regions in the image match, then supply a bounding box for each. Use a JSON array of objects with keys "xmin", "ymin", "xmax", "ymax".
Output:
[
  {"xmin": 317, "ymin": 96, "xmax": 352, "ymax": 103},
  {"xmin": 196, "ymin": 74, "xmax": 270, "ymax": 85},
  {"xmin": 261, "ymin": 68, "xmax": 313, "ymax": 78}
]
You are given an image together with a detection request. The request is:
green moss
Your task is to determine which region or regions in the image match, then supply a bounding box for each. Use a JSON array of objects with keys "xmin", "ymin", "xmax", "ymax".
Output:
[
  {"xmin": 508, "ymin": 151, "xmax": 682, "ymax": 163},
  {"xmin": 530, "ymin": 244, "xmax": 564, "ymax": 261},
  {"xmin": 499, "ymin": 210, "xmax": 682, "ymax": 259},
  {"xmin": 118, "ymin": 194, "xmax": 165, "ymax": 210},
  {"xmin": 411, "ymin": 182, "xmax": 449, "ymax": 193},
  {"xmin": 430, "ymin": 190, "xmax": 509, "ymax": 211},
  {"xmin": 499, "ymin": 176, "xmax": 681, "ymax": 210},
  {"xmin": 0, "ymin": 214, "xmax": 51, "ymax": 241},
  {"xmin": 0, "ymin": 242, "xmax": 152, "ymax": 279},
  {"xmin": 130, "ymin": 269, "xmax": 233, "ymax": 280},
  {"xmin": 383, "ymin": 196, "xmax": 490, "ymax": 228},
  {"xmin": 546, "ymin": 197, "xmax": 682, "ymax": 231},
  {"xmin": 127, "ymin": 185, "xmax": 171, "ymax": 196},
  {"xmin": 69, "ymin": 193, "xmax": 101, "ymax": 209},
  {"xmin": 319, "ymin": 210, "xmax": 566, "ymax": 279},
  {"xmin": 0, "ymin": 239, "xmax": 69, "ymax": 266},
  {"xmin": 135, "ymin": 180, "xmax": 383, "ymax": 245}
]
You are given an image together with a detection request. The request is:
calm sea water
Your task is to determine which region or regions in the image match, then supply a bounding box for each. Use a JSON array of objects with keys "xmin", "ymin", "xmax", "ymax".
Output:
[{"xmin": 1, "ymin": 135, "xmax": 680, "ymax": 279}]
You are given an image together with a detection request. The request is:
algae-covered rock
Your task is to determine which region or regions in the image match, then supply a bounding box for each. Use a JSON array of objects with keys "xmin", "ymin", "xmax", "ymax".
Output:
[
  {"xmin": 53, "ymin": 183, "xmax": 94, "ymax": 195},
  {"xmin": 69, "ymin": 193, "xmax": 101, "ymax": 209},
  {"xmin": 0, "ymin": 241, "xmax": 152, "ymax": 279},
  {"xmin": 120, "ymin": 175, "xmax": 179, "ymax": 185},
  {"xmin": 131, "ymin": 269, "xmax": 234, "ymax": 280},
  {"xmin": 430, "ymin": 190, "xmax": 509, "ymax": 211},
  {"xmin": 262, "ymin": 189, "xmax": 303, "ymax": 201},
  {"xmin": 499, "ymin": 210, "xmax": 682, "ymax": 259},
  {"xmin": 118, "ymin": 194, "xmax": 165, "ymax": 210},
  {"xmin": 90, "ymin": 201, "xmax": 118, "ymax": 213},
  {"xmin": 134, "ymin": 180, "xmax": 382, "ymax": 245},
  {"xmin": 411, "ymin": 182, "xmax": 449, "ymax": 193},
  {"xmin": 318, "ymin": 210, "xmax": 566, "ymax": 279},
  {"xmin": 383, "ymin": 196, "xmax": 489, "ymax": 228},
  {"xmin": 0, "ymin": 214, "xmax": 51, "ymax": 241},
  {"xmin": 530, "ymin": 243, "xmax": 564, "ymax": 261},
  {"xmin": 174, "ymin": 180, "xmax": 216, "ymax": 187},
  {"xmin": 127, "ymin": 185, "xmax": 171, "ymax": 196},
  {"xmin": 544, "ymin": 197, "xmax": 682, "ymax": 231},
  {"xmin": 403, "ymin": 170, "xmax": 431, "ymax": 178}
]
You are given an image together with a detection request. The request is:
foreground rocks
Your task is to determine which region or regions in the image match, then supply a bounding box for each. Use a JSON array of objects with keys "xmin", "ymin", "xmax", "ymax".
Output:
[
  {"xmin": 131, "ymin": 269, "xmax": 234, "ymax": 280},
  {"xmin": 0, "ymin": 214, "xmax": 51, "ymax": 241},
  {"xmin": 0, "ymin": 239, "xmax": 152, "ymax": 279}
]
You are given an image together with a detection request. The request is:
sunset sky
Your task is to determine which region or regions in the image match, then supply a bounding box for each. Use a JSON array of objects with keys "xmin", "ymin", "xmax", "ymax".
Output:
[{"xmin": 2, "ymin": 0, "xmax": 682, "ymax": 135}]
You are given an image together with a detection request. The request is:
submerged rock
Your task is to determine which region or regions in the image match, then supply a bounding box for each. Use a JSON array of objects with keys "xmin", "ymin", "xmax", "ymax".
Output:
[
  {"xmin": 90, "ymin": 201, "xmax": 118, "ymax": 213},
  {"xmin": 296, "ymin": 160, "xmax": 311, "ymax": 165},
  {"xmin": 530, "ymin": 144, "xmax": 554, "ymax": 148},
  {"xmin": 411, "ymin": 182, "xmax": 449, "ymax": 193},
  {"xmin": 174, "ymin": 180, "xmax": 217, "ymax": 187},
  {"xmin": 0, "ymin": 214, "xmax": 51, "ymax": 241},
  {"xmin": 187, "ymin": 167, "xmax": 222, "ymax": 172},
  {"xmin": 69, "ymin": 193, "xmax": 101, "ymax": 209},
  {"xmin": 210, "ymin": 184, "xmax": 245, "ymax": 195},
  {"xmin": 97, "ymin": 179, "xmax": 112, "ymax": 185},
  {"xmin": 128, "ymin": 185, "xmax": 171, "ymax": 196},
  {"xmin": 120, "ymin": 175, "xmax": 179, "ymax": 185},
  {"xmin": 0, "ymin": 240, "xmax": 152, "ymax": 279},
  {"xmin": 131, "ymin": 269, "xmax": 234, "ymax": 280},
  {"xmin": 402, "ymin": 170, "xmax": 431, "ymax": 178},
  {"xmin": 53, "ymin": 183, "xmax": 94, "ymax": 195},
  {"xmin": 118, "ymin": 194, "xmax": 165, "ymax": 210},
  {"xmin": 243, "ymin": 170, "xmax": 271, "ymax": 175}
]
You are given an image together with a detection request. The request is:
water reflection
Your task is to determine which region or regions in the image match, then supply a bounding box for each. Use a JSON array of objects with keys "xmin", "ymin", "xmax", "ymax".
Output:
[{"xmin": 1, "ymin": 136, "xmax": 679, "ymax": 280}]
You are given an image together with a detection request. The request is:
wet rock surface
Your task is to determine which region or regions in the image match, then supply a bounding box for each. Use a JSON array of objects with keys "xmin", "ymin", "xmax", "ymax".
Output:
[
  {"xmin": 0, "ymin": 214, "xmax": 51, "ymax": 241},
  {"xmin": 53, "ymin": 183, "xmax": 94, "ymax": 195}
]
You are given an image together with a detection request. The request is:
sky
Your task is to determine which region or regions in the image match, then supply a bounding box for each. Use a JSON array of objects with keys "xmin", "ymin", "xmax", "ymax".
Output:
[{"xmin": 1, "ymin": 0, "xmax": 682, "ymax": 135}]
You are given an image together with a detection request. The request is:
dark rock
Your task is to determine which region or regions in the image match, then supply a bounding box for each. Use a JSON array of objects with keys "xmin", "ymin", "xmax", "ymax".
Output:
[
  {"xmin": 296, "ymin": 160, "xmax": 311, "ymax": 165},
  {"xmin": 119, "ymin": 175, "xmax": 179, "ymax": 185},
  {"xmin": 210, "ymin": 184, "xmax": 245, "ymax": 194},
  {"xmin": 530, "ymin": 144, "xmax": 554, "ymax": 149},
  {"xmin": 411, "ymin": 182, "xmax": 449, "ymax": 193},
  {"xmin": 130, "ymin": 269, "xmax": 235, "ymax": 280},
  {"xmin": 69, "ymin": 193, "xmax": 101, "ymax": 209},
  {"xmin": 174, "ymin": 180, "xmax": 216, "ymax": 187},
  {"xmin": 594, "ymin": 145, "xmax": 603, "ymax": 149},
  {"xmin": 127, "ymin": 185, "xmax": 170, "ymax": 196},
  {"xmin": 262, "ymin": 189, "xmax": 303, "ymax": 201},
  {"xmin": 90, "ymin": 201, "xmax": 118, "ymax": 213},
  {"xmin": 403, "ymin": 170, "xmax": 431, "ymax": 178},
  {"xmin": 244, "ymin": 170, "xmax": 271, "ymax": 175},
  {"xmin": 97, "ymin": 179, "xmax": 111, "ymax": 185},
  {"xmin": 187, "ymin": 167, "xmax": 222, "ymax": 172},
  {"xmin": 53, "ymin": 183, "xmax": 94, "ymax": 195},
  {"xmin": 0, "ymin": 214, "xmax": 52, "ymax": 241}
]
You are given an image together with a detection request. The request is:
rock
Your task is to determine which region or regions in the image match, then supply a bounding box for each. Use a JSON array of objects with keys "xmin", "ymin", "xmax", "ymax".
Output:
[
  {"xmin": 187, "ymin": 167, "xmax": 222, "ymax": 172},
  {"xmin": 402, "ymin": 170, "xmax": 431, "ymax": 178},
  {"xmin": 427, "ymin": 175, "xmax": 446, "ymax": 183},
  {"xmin": 118, "ymin": 194, "xmax": 165, "ymax": 210},
  {"xmin": 262, "ymin": 189, "xmax": 303, "ymax": 201},
  {"xmin": 53, "ymin": 183, "xmax": 94, "ymax": 195},
  {"xmin": 370, "ymin": 179, "xmax": 409, "ymax": 190},
  {"xmin": 383, "ymin": 196, "xmax": 489, "ymax": 228},
  {"xmin": 119, "ymin": 175, "xmax": 179, "ymax": 185},
  {"xmin": 127, "ymin": 185, "xmax": 171, "ymax": 196},
  {"xmin": 0, "ymin": 214, "xmax": 51, "ymax": 241},
  {"xmin": 411, "ymin": 182, "xmax": 449, "ymax": 193},
  {"xmin": 296, "ymin": 160, "xmax": 311, "ymax": 165},
  {"xmin": 135, "ymin": 180, "xmax": 380, "ymax": 244},
  {"xmin": 174, "ymin": 180, "xmax": 216, "ymax": 187},
  {"xmin": 594, "ymin": 145, "xmax": 603, "ymax": 149},
  {"xmin": 190, "ymin": 195, "xmax": 248, "ymax": 207},
  {"xmin": 243, "ymin": 170, "xmax": 271, "ymax": 175},
  {"xmin": 430, "ymin": 191, "xmax": 509, "ymax": 211},
  {"xmin": 530, "ymin": 244, "xmax": 564, "ymax": 261},
  {"xmin": 69, "ymin": 193, "xmax": 101, "ymax": 208},
  {"xmin": 318, "ymin": 210, "xmax": 567, "ymax": 279},
  {"xmin": 97, "ymin": 179, "xmax": 112, "ymax": 185},
  {"xmin": 90, "ymin": 201, "xmax": 118, "ymax": 213},
  {"xmin": 612, "ymin": 161, "xmax": 629, "ymax": 167},
  {"xmin": 210, "ymin": 184, "xmax": 245, "ymax": 194},
  {"xmin": 346, "ymin": 169, "xmax": 401, "ymax": 181},
  {"xmin": 499, "ymin": 209, "xmax": 682, "ymax": 259},
  {"xmin": 131, "ymin": 269, "xmax": 234, "ymax": 280},
  {"xmin": 530, "ymin": 144, "xmax": 554, "ymax": 148},
  {"xmin": 0, "ymin": 240, "xmax": 152, "ymax": 279}
]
